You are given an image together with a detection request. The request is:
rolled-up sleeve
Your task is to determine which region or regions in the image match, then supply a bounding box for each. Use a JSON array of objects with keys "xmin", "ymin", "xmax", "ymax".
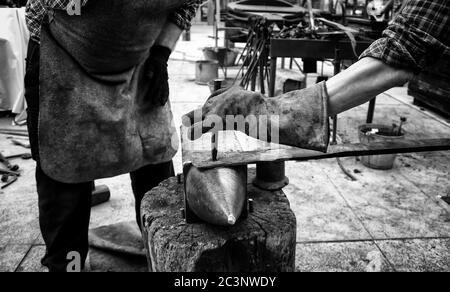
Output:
[
  {"xmin": 168, "ymin": 0, "xmax": 203, "ymax": 30},
  {"xmin": 44, "ymin": 0, "xmax": 89, "ymax": 10},
  {"xmin": 360, "ymin": 0, "xmax": 450, "ymax": 72}
]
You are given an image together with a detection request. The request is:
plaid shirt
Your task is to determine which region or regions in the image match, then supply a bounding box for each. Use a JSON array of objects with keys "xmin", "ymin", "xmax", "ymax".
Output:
[
  {"xmin": 26, "ymin": 0, "xmax": 202, "ymax": 43},
  {"xmin": 360, "ymin": 0, "xmax": 450, "ymax": 72},
  {"xmin": 392, "ymin": 0, "xmax": 403, "ymax": 13}
]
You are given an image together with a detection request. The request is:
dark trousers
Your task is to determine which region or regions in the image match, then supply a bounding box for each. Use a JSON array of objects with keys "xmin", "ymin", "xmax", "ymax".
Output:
[{"xmin": 25, "ymin": 39, "xmax": 174, "ymax": 272}]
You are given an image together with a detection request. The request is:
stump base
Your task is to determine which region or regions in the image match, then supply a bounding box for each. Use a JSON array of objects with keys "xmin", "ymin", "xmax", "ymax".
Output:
[{"xmin": 141, "ymin": 169, "xmax": 297, "ymax": 272}]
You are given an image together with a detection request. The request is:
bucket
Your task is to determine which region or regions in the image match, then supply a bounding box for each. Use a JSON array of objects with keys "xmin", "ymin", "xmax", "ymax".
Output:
[
  {"xmin": 195, "ymin": 60, "xmax": 219, "ymax": 85},
  {"xmin": 207, "ymin": 78, "xmax": 234, "ymax": 93},
  {"xmin": 358, "ymin": 124, "xmax": 405, "ymax": 170},
  {"xmin": 203, "ymin": 47, "xmax": 239, "ymax": 67}
]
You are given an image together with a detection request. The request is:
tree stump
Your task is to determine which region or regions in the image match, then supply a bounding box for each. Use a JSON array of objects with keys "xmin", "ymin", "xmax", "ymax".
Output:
[{"xmin": 140, "ymin": 169, "xmax": 297, "ymax": 272}]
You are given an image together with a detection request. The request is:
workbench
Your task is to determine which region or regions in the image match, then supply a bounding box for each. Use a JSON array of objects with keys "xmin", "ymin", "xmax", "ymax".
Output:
[{"xmin": 268, "ymin": 38, "xmax": 373, "ymax": 142}]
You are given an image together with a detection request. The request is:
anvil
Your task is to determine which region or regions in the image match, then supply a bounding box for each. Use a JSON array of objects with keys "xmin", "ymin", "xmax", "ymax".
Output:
[{"xmin": 180, "ymin": 126, "xmax": 450, "ymax": 226}]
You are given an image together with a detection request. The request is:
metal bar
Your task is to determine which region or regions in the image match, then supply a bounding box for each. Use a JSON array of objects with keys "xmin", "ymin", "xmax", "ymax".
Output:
[
  {"xmin": 259, "ymin": 48, "xmax": 265, "ymax": 94},
  {"xmin": 0, "ymin": 131, "xmax": 29, "ymax": 137},
  {"xmin": 294, "ymin": 139, "xmax": 450, "ymax": 162},
  {"xmin": 269, "ymin": 57, "xmax": 277, "ymax": 97},
  {"xmin": 367, "ymin": 98, "xmax": 377, "ymax": 123},
  {"xmin": 187, "ymin": 138, "xmax": 450, "ymax": 169}
]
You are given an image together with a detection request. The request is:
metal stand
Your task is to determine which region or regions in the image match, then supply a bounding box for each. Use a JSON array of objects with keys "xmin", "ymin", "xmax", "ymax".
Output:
[
  {"xmin": 253, "ymin": 161, "xmax": 289, "ymax": 191},
  {"xmin": 366, "ymin": 97, "xmax": 377, "ymax": 123}
]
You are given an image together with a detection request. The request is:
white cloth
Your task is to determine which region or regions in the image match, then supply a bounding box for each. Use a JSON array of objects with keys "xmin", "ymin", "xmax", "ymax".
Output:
[{"xmin": 0, "ymin": 7, "xmax": 29, "ymax": 113}]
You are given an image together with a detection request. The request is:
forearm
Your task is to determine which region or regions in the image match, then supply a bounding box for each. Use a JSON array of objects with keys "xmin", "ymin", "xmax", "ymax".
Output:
[
  {"xmin": 154, "ymin": 21, "xmax": 183, "ymax": 51},
  {"xmin": 326, "ymin": 57, "xmax": 413, "ymax": 116}
]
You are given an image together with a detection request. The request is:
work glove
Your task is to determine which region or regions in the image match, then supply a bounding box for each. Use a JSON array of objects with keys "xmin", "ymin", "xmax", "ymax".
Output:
[
  {"xmin": 183, "ymin": 82, "xmax": 330, "ymax": 152},
  {"xmin": 144, "ymin": 45, "xmax": 171, "ymax": 107}
]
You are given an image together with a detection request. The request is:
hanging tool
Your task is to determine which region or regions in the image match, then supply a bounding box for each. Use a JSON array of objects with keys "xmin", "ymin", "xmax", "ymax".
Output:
[
  {"xmin": 235, "ymin": 17, "xmax": 272, "ymax": 91},
  {"xmin": 0, "ymin": 129, "xmax": 28, "ymax": 137}
]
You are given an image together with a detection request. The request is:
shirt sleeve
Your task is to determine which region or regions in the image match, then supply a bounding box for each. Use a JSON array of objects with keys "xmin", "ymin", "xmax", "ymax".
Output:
[
  {"xmin": 168, "ymin": 0, "xmax": 203, "ymax": 30},
  {"xmin": 359, "ymin": 0, "xmax": 450, "ymax": 72},
  {"xmin": 44, "ymin": 0, "xmax": 88, "ymax": 10}
]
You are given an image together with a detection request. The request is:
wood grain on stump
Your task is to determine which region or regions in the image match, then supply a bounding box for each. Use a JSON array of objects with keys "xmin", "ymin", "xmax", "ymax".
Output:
[{"xmin": 141, "ymin": 170, "xmax": 297, "ymax": 272}]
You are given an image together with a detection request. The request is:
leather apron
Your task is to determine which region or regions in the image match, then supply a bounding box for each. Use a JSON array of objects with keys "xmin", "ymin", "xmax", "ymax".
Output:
[{"xmin": 39, "ymin": 0, "xmax": 187, "ymax": 183}]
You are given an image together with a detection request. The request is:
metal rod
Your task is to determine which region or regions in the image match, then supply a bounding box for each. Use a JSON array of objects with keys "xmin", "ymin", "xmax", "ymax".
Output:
[
  {"xmin": 1, "ymin": 175, "xmax": 17, "ymax": 189},
  {"xmin": 211, "ymin": 79, "xmax": 222, "ymax": 161},
  {"xmin": 307, "ymin": 0, "xmax": 316, "ymax": 30},
  {"xmin": 0, "ymin": 167, "xmax": 20, "ymax": 176},
  {"xmin": 189, "ymin": 138, "xmax": 450, "ymax": 169}
]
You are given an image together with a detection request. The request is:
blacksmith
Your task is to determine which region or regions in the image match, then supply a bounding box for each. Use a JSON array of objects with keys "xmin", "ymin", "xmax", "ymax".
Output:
[
  {"xmin": 185, "ymin": 0, "xmax": 449, "ymax": 153},
  {"xmin": 25, "ymin": 0, "xmax": 201, "ymax": 272}
]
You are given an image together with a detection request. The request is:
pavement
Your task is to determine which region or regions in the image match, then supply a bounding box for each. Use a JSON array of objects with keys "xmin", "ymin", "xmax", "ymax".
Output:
[{"xmin": 0, "ymin": 24, "xmax": 449, "ymax": 272}]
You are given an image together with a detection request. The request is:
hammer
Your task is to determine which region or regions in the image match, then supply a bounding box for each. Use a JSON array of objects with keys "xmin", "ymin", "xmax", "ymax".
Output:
[
  {"xmin": 91, "ymin": 182, "xmax": 111, "ymax": 207},
  {"xmin": 1, "ymin": 175, "xmax": 18, "ymax": 189},
  {"xmin": 0, "ymin": 152, "xmax": 19, "ymax": 171}
]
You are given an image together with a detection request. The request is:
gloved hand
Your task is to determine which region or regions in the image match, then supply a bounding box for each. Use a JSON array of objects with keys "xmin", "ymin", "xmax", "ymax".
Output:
[
  {"xmin": 183, "ymin": 82, "xmax": 330, "ymax": 152},
  {"xmin": 144, "ymin": 45, "xmax": 172, "ymax": 106}
]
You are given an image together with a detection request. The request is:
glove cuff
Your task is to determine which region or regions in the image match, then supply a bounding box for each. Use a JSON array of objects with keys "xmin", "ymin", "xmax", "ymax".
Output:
[
  {"xmin": 293, "ymin": 81, "xmax": 330, "ymax": 152},
  {"xmin": 273, "ymin": 81, "xmax": 330, "ymax": 152},
  {"xmin": 150, "ymin": 45, "xmax": 171, "ymax": 62},
  {"xmin": 317, "ymin": 81, "xmax": 331, "ymax": 152}
]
